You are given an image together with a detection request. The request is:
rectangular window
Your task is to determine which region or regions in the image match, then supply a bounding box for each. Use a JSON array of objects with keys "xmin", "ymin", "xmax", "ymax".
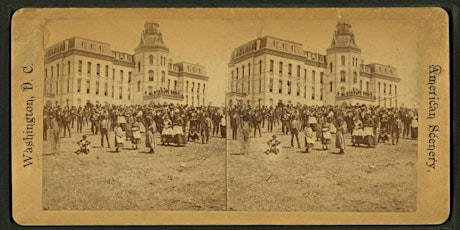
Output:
[
  {"xmin": 67, "ymin": 61, "xmax": 71, "ymax": 74},
  {"xmin": 288, "ymin": 63, "xmax": 292, "ymax": 75},
  {"xmin": 96, "ymin": 64, "xmax": 100, "ymax": 76},
  {"xmin": 78, "ymin": 60, "xmax": 82, "ymax": 73},
  {"xmin": 104, "ymin": 83, "xmax": 108, "ymax": 96},
  {"xmin": 128, "ymin": 88, "xmax": 131, "ymax": 100},
  {"xmin": 269, "ymin": 79, "xmax": 273, "ymax": 92},
  {"xmin": 105, "ymin": 65, "xmax": 109, "ymax": 77},
  {"xmin": 87, "ymin": 62, "xmax": 91, "ymax": 74},
  {"xmin": 120, "ymin": 70, "xmax": 124, "ymax": 82},
  {"xmin": 66, "ymin": 79, "xmax": 70, "ymax": 93},
  {"xmin": 137, "ymin": 81, "xmax": 141, "ymax": 91},
  {"xmin": 259, "ymin": 78, "xmax": 262, "ymax": 93},
  {"xmin": 269, "ymin": 60, "xmax": 274, "ymax": 72},
  {"xmin": 57, "ymin": 64, "xmax": 59, "ymax": 76},
  {"xmin": 86, "ymin": 80, "xmax": 90, "ymax": 94},
  {"xmin": 287, "ymin": 81, "xmax": 291, "ymax": 95},
  {"xmin": 312, "ymin": 87, "xmax": 315, "ymax": 100},
  {"xmin": 95, "ymin": 81, "xmax": 99, "ymax": 95},
  {"xmin": 119, "ymin": 86, "xmax": 123, "ymax": 99},
  {"xmin": 395, "ymin": 86, "xmax": 397, "ymax": 95},
  {"xmin": 312, "ymin": 70, "xmax": 316, "ymax": 83},
  {"xmin": 77, "ymin": 79, "xmax": 81, "ymax": 93},
  {"xmin": 112, "ymin": 85, "xmax": 114, "ymax": 98},
  {"xmin": 279, "ymin": 62, "xmax": 283, "ymax": 74},
  {"xmin": 320, "ymin": 72, "xmax": 323, "ymax": 83},
  {"xmin": 279, "ymin": 79, "xmax": 282, "ymax": 93},
  {"xmin": 297, "ymin": 65, "xmax": 300, "ymax": 77},
  {"xmin": 112, "ymin": 69, "xmax": 115, "ymax": 81},
  {"xmin": 296, "ymin": 82, "xmax": 300, "ymax": 96},
  {"xmin": 128, "ymin": 71, "xmax": 132, "ymax": 82}
]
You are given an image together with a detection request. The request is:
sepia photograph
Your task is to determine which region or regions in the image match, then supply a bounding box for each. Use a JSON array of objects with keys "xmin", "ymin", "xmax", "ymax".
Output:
[
  {"xmin": 10, "ymin": 8, "xmax": 450, "ymax": 225},
  {"xmin": 225, "ymin": 19, "xmax": 419, "ymax": 212},
  {"xmin": 43, "ymin": 16, "xmax": 419, "ymax": 212},
  {"xmin": 41, "ymin": 19, "xmax": 229, "ymax": 210}
]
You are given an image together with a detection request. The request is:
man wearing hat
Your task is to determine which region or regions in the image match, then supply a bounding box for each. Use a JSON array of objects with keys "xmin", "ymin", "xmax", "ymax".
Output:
[{"xmin": 100, "ymin": 115, "xmax": 110, "ymax": 148}]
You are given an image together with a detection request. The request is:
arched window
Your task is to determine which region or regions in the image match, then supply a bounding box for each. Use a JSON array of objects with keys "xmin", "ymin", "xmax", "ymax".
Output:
[
  {"xmin": 353, "ymin": 72, "xmax": 357, "ymax": 83},
  {"xmin": 149, "ymin": 55, "xmax": 154, "ymax": 65},
  {"xmin": 341, "ymin": 56, "xmax": 345, "ymax": 65},
  {"xmin": 161, "ymin": 71, "xmax": 165, "ymax": 83},
  {"xmin": 340, "ymin": 71, "xmax": 346, "ymax": 82},
  {"xmin": 148, "ymin": 70, "xmax": 154, "ymax": 81}
]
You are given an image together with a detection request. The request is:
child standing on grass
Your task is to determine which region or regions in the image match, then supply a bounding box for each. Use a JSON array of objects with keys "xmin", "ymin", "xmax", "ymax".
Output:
[{"xmin": 75, "ymin": 135, "xmax": 91, "ymax": 155}]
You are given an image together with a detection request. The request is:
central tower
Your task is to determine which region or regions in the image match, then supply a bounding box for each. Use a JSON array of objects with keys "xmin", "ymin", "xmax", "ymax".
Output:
[
  {"xmin": 132, "ymin": 20, "xmax": 170, "ymax": 104},
  {"xmin": 325, "ymin": 20, "xmax": 362, "ymax": 105}
]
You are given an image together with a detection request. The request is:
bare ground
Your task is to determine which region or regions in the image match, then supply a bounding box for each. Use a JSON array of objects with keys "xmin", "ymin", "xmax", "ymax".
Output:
[
  {"xmin": 227, "ymin": 126, "xmax": 417, "ymax": 212},
  {"xmin": 42, "ymin": 127, "xmax": 226, "ymax": 211},
  {"xmin": 43, "ymin": 124, "xmax": 417, "ymax": 212}
]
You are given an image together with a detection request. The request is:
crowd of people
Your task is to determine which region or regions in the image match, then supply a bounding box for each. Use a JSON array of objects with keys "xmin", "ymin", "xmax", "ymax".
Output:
[
  {"xmin": 43, "ymin": 101, "xmax": 226, "ymax": 155},
  {"xmin": 228, "ymin": 102, "xmax": 418, "ymax": 155},
  {"xmin": 43, "ymin": 100, "xmax": 418, "ymax": 156}
]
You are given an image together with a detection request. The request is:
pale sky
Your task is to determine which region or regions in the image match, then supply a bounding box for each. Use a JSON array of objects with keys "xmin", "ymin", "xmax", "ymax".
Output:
[{"xmin": 44, "ymin": 18, "xmax": 420, "ymax": 107}]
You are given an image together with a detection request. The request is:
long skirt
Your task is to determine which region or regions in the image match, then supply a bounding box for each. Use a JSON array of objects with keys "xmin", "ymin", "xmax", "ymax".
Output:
[
  {"xmin": 115, "ymin": 135, "xmax": 124, "ymax": 147},
  {"xmin": 175, "ymin": 134, "xmax": 185, "ymax": 145},
  {"xmin": 335, "ymin": 131, "xmax": 345, "ymax": 150},
  {"xmin": 145, "ymin": 131, "xmax": 155, "ymax": 149},
  {"xmin": 411, "ymin": 127, "xmax": 418, "ymax": 139},
  {"xmin": 322, "ymin": 131, "xmax": 332, "ymax": 144}
]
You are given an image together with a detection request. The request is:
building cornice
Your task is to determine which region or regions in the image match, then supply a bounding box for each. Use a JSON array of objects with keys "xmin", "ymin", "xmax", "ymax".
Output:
[
  {"xmin": 180, "ymin": 72, "xmax": 209, "ymax": 81},
  {"xmin": 371, "ymin": 73, "xmax": 401, "ymax": 82},
  {"xmin": 326, "ymin": 46, "xmax": 361, "ymax": 54},
  {"xmin": 134, "ymin": 46, "xmax": 169, "ymax": 54}
]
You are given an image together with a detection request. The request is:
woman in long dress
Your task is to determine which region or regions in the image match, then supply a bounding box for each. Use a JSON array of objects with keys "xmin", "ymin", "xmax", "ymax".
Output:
[
  {"xmin": 335, "ymin": 117, "xmax": 346, "ymax": 154},
  {"xmin": 145, "ymin": 118, "xmax": 156, "ymax": 153},
  {"xmin": 304, "ymin": 123, "xmax": 315, "ymax": 153},
  {"xmin": 113, "ymin": 123, "xmax": 124, "ymax": 152},
  {"xmin": 131, "ymin": 119, "xmax": 142, "ymax": 151},
  {"xmin": 363, "ymin": 115, "xmax": 375, "ymax": 148},
  {"xmin": 352, "ymin": 116, "xmax": 364, "ymax": 147},
  {"xmin": 321, "ymin": 121, "xmax": 332, "ymax": 150},
  {"xmin": 161, "ymin": 115, "xmax": 174, "ymax": 145}
]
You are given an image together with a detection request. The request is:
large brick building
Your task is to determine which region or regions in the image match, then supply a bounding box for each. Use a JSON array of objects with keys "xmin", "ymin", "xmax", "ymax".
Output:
[
  {"xmin": 227, "ymin": 20, "xmax": 400, "ymax": 108},
  {"xmin": 44, "ymin": 20, "xmax": 209, "ymax": 107}
]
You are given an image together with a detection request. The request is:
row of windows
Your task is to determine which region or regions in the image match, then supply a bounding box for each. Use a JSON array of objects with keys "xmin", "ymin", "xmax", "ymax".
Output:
[
  {"xmin": 185, "ymin": 95, "xmax": 205, "ymax": 107},
  {"xmin": 377, "ymin": 82, "xmax": 397, "ymax": 95},
  {"xmin": 185, "ymin": 81, "xmax": 206, "ymax": 94},
  {"xmin": 45, "ymin": 78, "xmax": 131, "ymax": 100},
  {"xmin": 378, "ymin": 97, "xmax": 398, "ymax": 108},
  {"xmin": 76, "ymin": 80, "xmax": 130, "ymax": 100},
  {"xmin": 329, "ymin": 56, "xmax": 360, "ymax": 73},
  {"xmin": 138, "ymin": 55, "xmax": 167, "ymax": 72},
  {"xmin": 45, "ymin": 61, "xmax": 132, "ymax": 83}
]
